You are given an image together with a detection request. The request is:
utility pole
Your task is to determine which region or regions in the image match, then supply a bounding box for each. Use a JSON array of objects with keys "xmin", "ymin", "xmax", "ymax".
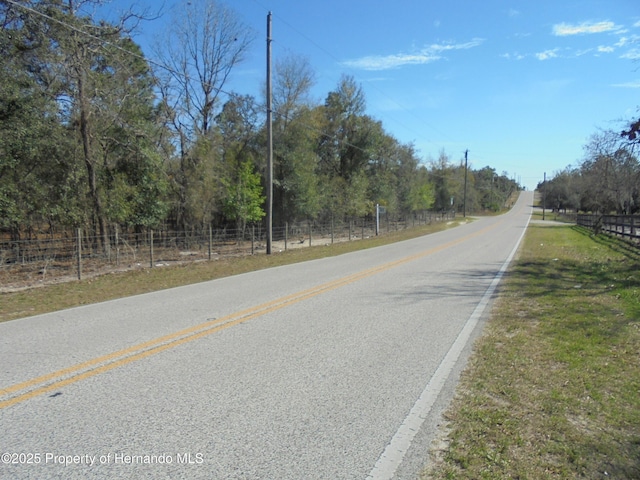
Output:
[
  {"xmin": 542, "ymin": 171, "xmax": 546, "ymax": 221},
  {"xmin": 463, "ymin": 149, "xmax": 468, "ymax": 217},
  {"xmin": 266, "ymin": 12, "xmax": 273, "ymax": 254}
]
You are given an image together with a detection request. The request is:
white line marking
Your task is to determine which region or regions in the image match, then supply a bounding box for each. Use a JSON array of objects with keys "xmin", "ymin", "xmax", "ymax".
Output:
[{"xmin": 367, "ymin": 211, "xmax": 531, "ymax": 479}]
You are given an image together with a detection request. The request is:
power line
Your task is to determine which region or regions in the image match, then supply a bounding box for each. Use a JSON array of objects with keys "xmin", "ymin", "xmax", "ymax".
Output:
[
  {"xmin": 3, "ymin": 0, "xmax": 236, "ymax": 100},
  {"xmin": 248, "ymin": 0, "xmax": 458, "ymax": 152}
]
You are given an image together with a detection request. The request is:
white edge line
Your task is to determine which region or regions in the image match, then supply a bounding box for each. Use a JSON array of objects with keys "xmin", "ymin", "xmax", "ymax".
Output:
[{"xmin": 367, "ymin": 209, "xmax": 532, "ymax": 480}]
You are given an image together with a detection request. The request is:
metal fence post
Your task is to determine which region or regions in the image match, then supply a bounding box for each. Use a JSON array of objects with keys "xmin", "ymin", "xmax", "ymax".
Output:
[{"xmin": 285, "ymin": 222, "xmax": 288, "ymax": 251}]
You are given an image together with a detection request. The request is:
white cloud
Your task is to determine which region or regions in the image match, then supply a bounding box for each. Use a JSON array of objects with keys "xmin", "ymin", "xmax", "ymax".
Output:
[
  {"xmin": 343, "ymin": 53, "xmax": 441, "ymax": 70},
  {"xmin": 616, "ymin": 35, "xmax": 640, "ymax": 47},
  {"xmin": 508, "ymin": 9, "xmax": 520, "ymax": 17},
  {"xmin": 429, "ymin": 38, "xmax": 484, "ymax": 53},
  {"xmin": 553, "ymin": 21, "xmax": 620, "ymax": 36},
  {"xmin": 597, "ymin": 45, "xmax": 615, "ymax": 53},
  {"xmin": 575, "ymin": 48, "xmax": 593, "ymax": 56},
  {"xmin": 535, "ymin": 49, "xmax": 559, "ymax": 60},
  {"xmin": 621, "ymin": 49, "xmax": 640, "ymax": 60},
  {"xmin": 342, "ymin": 38, "xmax": 484, "ymax": 71},
  {"xmin": 612, "ymin": 80, "xmax": 640, "ymax": 88},
  {"xmin": 501, "ymin": 52, "xmax": 525, "ymax": 60}
]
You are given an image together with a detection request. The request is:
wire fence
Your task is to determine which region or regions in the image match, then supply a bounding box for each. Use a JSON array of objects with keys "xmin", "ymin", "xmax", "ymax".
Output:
[{"xmin": 1, "ymin": 211, "xmax": 455, "ymax": 290}]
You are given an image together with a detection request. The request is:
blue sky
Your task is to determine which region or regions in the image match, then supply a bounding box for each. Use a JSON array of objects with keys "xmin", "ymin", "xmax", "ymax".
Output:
[{"xmin": 102, "ymin": 0, "xmax": 640, "ymax": 190}]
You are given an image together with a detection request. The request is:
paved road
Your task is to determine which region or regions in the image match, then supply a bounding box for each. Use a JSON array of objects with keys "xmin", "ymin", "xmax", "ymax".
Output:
[{"xmin": 0, "ymin": 191, "xmax": 533, "ymax": 480}]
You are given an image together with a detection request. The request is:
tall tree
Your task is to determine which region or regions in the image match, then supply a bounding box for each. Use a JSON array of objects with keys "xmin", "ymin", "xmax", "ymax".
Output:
[
  {"xmin": 154, "ymin": 0, "xmax": 254, "ymax": 230},
  {"xmin": 222, "ymin": 159, "xmax": 265, "ymax": 236},
  {"xmin": 215, "ymin": 94, "xmax": 263, "ymax": 229},
  {"xmin": 317, "ymin": 75, "xmax": 380, "ymax": 219},
  {"xmin": 270, "ymin": 55, "xmax": 320, "ymax": 223},
  {"xmin": 0, "ymin": 1, "xmax": 78, "ymax": 236},
  {"xmin": 581, "ymin": 130, "xmax": 636, "ymax": 213},
  {"xmin": 318, "ymin": 75, "xmax": 369, "ymax": 180},
  {"xmin": 7, "ymin": 0, "xmax": 166, "ymax": 249},
  {"xmin": 272, "ymin": 53, "xmax": 315, "ymax": 129}
]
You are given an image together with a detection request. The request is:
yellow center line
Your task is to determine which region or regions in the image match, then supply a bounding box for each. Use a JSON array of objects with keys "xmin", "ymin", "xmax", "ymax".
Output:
[{"xmin": 0, "ymin": 220, "xmax": 500, "ymax": 409}]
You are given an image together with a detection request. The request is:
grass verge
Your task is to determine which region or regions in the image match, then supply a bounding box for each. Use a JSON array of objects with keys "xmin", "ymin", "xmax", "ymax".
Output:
[
  {"xmin": 0, "ymin": 219, "xmax": 470, "ymax": 323},
  {"xmin": 422, "ymin": 224, "xmax": 640, "ymax": 479}
]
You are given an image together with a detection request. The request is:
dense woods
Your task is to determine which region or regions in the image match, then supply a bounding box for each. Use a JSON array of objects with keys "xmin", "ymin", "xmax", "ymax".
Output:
[{"xmin": 1, "ymin": 0, "xmax": 519, "ymax": 244}]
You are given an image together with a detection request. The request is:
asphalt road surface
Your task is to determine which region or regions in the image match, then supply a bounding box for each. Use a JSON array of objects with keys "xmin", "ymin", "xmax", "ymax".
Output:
[{"xmin": 0, "ymin": 191, "xmax": 533, "ymax": 480}]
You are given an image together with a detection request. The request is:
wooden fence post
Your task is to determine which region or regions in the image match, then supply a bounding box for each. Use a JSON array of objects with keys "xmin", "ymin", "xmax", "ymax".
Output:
[
  {"xmin": 331, "ymin": 217, "xmax": 334, "ymax": 244},
  {"xmin": 149, "ymin": 229, "xmax": 154, "ymax": 268},
  {"xmin": 76, "ymin": 228, "xmax": 82, "ymax": 280},
  {"xmin": 209, "ymin": 225, "xmax": 213, "ymax": 260},
  {"xmin": 115, "ymin": 225, "xmax": 120, "ymax": 266}
]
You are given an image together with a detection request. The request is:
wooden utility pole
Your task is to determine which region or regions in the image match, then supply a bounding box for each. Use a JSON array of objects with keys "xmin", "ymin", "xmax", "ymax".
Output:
[
  {"xmin": 463, "ymin": 150, "xmax": 468, "ymax": 217},
  {"xmin": 266, "ymin": 12, "xmax": 273, "ymax": 254},
  {"xmin": 542, "ymin": 171, "xmax": 546, "ymax": 221}
]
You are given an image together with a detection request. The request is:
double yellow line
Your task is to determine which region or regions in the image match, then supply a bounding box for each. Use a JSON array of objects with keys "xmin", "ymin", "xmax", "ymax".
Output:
[{"xmin": 0, "ymin": 223, "xmax": 493, "ymax": 410}]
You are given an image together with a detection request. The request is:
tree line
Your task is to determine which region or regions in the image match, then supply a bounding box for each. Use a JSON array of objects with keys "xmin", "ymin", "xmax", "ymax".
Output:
[
  {"xmin": 539, "ymin": 123, "xmax": 640, "ymax": 215},
  {"xmin": 0, "ymin": 0, "xmax": 519, "ymax": 245}
]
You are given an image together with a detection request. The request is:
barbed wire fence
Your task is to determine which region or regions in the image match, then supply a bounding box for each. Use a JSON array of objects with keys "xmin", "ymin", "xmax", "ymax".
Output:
[{"xmin": 0, "ymin": 211, "xmax": 455, "ymax": 291}]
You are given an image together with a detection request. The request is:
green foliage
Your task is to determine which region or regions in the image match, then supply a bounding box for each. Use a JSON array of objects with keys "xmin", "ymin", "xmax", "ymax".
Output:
[
  {"xmin": 407, "ymin": 178, "xmax": 435, "ymax": 212},
  {"xmin": 222, "ymin": 159, "xmax": 265, "ymax": 232},
  {"xmin": 0, "ymin": 2, "xmax": 520, "ymax": 239}
]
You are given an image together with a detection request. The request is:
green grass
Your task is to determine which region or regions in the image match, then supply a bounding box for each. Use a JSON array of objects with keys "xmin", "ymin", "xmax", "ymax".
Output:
[
  {"xmin": 422, "ymin": 225, "xmax": 640, "ymax": 479},
  {"xmin": 0, "ymin": 219, "xmax": 470, "ymax": 323}
]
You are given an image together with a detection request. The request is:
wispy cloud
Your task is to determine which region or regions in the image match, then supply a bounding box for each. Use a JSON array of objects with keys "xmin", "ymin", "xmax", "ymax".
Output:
[
  {"xmin": 620, "ymin": 49, "xmax": 640, "ymax": 60},
  {"xmin": 342, "ymin": 38, "xmax": 484, "ymax": 71},
  {"xmin": 612, "ymin": 80, "xmax": 640, "ymax": 88},
  {"xmin": 597, "ymin": 45, "xmax": 615, "ymax": 53},
  {"xmin": 535, "ymin": 49, "xmax": 560, "ymax": 60},
  {"xmin": 616, "ymin": 35, "xmax": 640, "ymax": 47},
  {"xmin": 553, "ymin": 21, "xmax": 620, "ymax": 36},
  {"xmin": 342, "ymin": 53, "xmax": 441, "ymax": 70},
  {"xmin": 501, "ymin": 52, "xmax": 525, "ymax": 61}
]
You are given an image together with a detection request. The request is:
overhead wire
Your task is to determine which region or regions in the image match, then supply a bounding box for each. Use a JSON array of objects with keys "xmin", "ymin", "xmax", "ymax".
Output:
[
  {"xmin": 3, "ymin": 0, "xmax": 239, "ymax": 103},
  {"xmin": 249, "ymin": 0, "xmax": 459, "ymax": 153}
]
